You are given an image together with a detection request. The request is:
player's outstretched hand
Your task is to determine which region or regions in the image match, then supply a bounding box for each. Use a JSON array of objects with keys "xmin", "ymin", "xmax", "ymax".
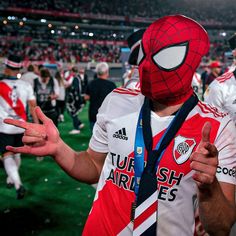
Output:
[
  {"xmin": 190, "ymin": 122, "xmax": 218, "ymax": 190},
  {"xmin": 4, "ymin": 106, "xmax": 60, "ymax": 157}
]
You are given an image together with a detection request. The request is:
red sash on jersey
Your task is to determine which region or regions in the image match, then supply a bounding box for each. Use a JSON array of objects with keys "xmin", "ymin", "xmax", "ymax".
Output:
[{"xmin": 0, "ymin": 81, "xmax": 27, "ymax": 120}]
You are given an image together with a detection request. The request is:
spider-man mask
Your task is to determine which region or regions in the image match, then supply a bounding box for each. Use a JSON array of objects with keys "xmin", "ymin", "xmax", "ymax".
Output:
[{"xmin": 138, "ymin": 15, "xmax": 210, "ymax": 105}]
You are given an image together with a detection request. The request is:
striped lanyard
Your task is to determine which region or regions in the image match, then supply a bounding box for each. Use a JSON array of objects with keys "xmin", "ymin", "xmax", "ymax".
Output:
[{"xmin": 134, "ymin": 94, "xmax": 199, "ymax": 201}]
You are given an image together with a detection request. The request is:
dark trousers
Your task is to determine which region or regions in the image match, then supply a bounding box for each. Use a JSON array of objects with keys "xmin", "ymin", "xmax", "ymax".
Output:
[{"xmin": 71, "ymin": 114, "xmax": 82, "ymax": 130}]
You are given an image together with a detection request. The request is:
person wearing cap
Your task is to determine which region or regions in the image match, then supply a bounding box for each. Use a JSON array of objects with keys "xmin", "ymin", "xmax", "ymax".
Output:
[
  {"xmin": 4, "ymin": 15, "xmax": 236, "ymax": 235},
  {"xmin": 123, "ymin": 29, "xmax": 145, "ymax": 89},
  {"xmin": 0, "ymin": 55, "xmax": 38, "ymax": 199},
  {"xmin": 204, "ymin": 34, "xmax": 236, "ymax": 126},
  {"xmin": 85, "ymin": 62, "xmax": 116, "ymax": 131},
  {"xmin": 205, "ymin": 60, "xmax": 222, "ymax": 88}
]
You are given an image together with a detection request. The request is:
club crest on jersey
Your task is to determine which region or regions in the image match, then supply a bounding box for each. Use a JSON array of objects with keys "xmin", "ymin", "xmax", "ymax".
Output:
[{"xmin": 173, "ymin": 135, "xmax": 196, "ymax": 164}]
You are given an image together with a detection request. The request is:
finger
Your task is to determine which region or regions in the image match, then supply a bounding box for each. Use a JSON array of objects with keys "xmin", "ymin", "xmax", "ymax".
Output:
[
  {"xmin": 6, "ymin": 145, "xmax": 32, "ymax": 154},
  {"xmin": 192, "ymin": 172, "xmax": 215, "ymax": 186},
  {"xmin": 201, "ymin": 121, "xmax": 211, "ymax": 143},
  {"xmin": 35, "ymin": 106, "xmax": 51, "ymax": 124},
  {"xmin": 205, "ymin": 143, "xmax": 218, "ymax": 157},
  {"xmin": 190, "ymin": 161, "xmax": 217, "ymax": 176},
  {"xmin": 24, "ymin": 128, "xmax": 46, "ymax": 138},
  {"xmin": 190, "ymin": 152, "xmax": 218, "ymax": 164},
  {"xmin": 22, "ymin": 136, "xmax": 45, "ymax": 144},
  {"xmin": 4, "ymin": 119, "xmax": 29, "ymax": 130}
]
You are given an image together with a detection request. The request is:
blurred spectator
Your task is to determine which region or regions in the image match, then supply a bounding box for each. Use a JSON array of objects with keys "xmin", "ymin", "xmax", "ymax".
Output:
[
  {"xmin": 85, "ymin": 62, "xmax": 116, "ymax": 131},
  {"xmin": 55, "ymin": 71, "xmax": 66, "ymax": 122},
  {"xmin": 65, "ymin": 67, "xmax": 84, "ymax": 134},
  {"xmin": 205, "ymin": 61, "xmax": 222, "ymax": 88},
  {"xmin": 33, "ymin": 68, "xmax": 59, "ymax": 126},
  {"xmin": 78, "ymin": 67, "xmax": 88, "ymax": 98},
  {"xmin": 20, "ymin": 64, "xmax": 39, "ymax": 87},
  {"xmin": 191, "ymin": 72, "xmax": 202, "ymax": 98},
  {"xmin": 200, "ymin": 64, "xmax": 210, "ymax": 99}
]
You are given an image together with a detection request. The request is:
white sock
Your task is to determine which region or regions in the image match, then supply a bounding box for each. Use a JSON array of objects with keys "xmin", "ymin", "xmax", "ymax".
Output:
[
  {"xmin": 14, "ymin": 153, "xmax": 21, "ymax": 169},
  {"xmin": 3, "ymin": 155, "xmax": 22, "ymax": 190},
  {"xmin": 7, "ymin": 176, "xmax": 13, "ymax": 185}
]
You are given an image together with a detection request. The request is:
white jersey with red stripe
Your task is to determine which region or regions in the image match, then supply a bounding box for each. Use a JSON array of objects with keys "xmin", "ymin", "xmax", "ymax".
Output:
[
  {"xmin": 204, "ymin": 70, "xmax": 236, "ymax": 125},
  {"xmin": 84, "ymin": 87, "xmax": 236, "ymax": 236},
  {"xmin": 0, "ymin": 78, "xmax": 35, "ymax": 134}
]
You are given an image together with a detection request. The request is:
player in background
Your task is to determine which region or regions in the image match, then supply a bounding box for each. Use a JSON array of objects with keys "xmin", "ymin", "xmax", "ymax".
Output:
[
  {"xmin": 123, "ymin": 29, "xmax": 145, "ymax": 90},
  {"xmin": 0, "ymin": 55, "xmax": 38, "ymax": 199},
  {"xmin": 4, "ymin": 15, "xmax": 236, "ymax": 235},
  {"xmin": 204, "ymin": 34, "xmax": 236, "ymax": 126}
]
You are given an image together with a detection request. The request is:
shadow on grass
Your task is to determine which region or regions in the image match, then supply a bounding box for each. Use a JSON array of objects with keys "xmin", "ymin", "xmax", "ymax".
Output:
[{"xmin": 0, "ymin": 205, "xmax": 58, "ymax": 235}]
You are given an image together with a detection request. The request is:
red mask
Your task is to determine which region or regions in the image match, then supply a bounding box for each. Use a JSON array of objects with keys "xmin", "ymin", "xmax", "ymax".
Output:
[{"xmin": 138, "ymin": 15, "xmax": 210, "ymax": 105}]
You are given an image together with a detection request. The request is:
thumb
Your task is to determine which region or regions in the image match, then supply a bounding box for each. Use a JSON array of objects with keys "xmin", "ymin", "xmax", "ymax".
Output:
[{"xmin": 201, "ymin": 121, "xmax": 211, "ymax": 143}]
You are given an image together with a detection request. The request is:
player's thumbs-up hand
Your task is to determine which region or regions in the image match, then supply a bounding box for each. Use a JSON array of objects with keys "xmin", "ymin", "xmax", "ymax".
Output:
[{"xmin": 190, "ymin": 122, "xmax": 219, "ymax": 189}]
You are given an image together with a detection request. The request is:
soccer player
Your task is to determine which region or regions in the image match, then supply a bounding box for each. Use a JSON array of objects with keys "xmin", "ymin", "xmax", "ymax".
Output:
[
  {"xmin": 5, "ymin": 15, "xmax": 236, "ymax": 235},
  {"xmin": 204, "ymin": 33, "xmax": 236, "ymax": 126},
  {"xmin": 0, "ymin": 55, "xmax": 38, "ymax": 199}
]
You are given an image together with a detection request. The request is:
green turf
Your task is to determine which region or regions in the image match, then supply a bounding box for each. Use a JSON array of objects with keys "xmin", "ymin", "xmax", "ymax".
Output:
[{"xmin": 0, "ymin": 104, "xmax": 95, "ymax": 235}]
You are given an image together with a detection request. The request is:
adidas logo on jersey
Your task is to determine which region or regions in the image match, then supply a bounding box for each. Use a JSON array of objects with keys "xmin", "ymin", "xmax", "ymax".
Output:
[{"xmin": 113, "ymin": 128, "xmax": 128, "ymax": 140}]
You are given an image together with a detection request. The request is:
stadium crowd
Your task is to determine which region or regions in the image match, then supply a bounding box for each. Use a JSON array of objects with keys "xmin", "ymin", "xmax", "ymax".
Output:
[
  {"xmin": 1, "ymin": 0, "xmax": 236, "ymax": 25},
  {"xmin": 1, "ymin": 1, "xmax": 236, "ymax": 235},
  {"xmin": 0, "ymin": 39, "xmax": 121, "ymax": 63}
]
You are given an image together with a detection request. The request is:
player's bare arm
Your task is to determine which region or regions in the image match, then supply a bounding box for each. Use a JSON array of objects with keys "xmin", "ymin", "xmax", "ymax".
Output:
[
  {"xmin": 4, "ymin": 106, "xmax": 106, "ymax": 184},
  {"xmin": 190, "ymin": 122, "xmax": 236, "ymax": 235}
]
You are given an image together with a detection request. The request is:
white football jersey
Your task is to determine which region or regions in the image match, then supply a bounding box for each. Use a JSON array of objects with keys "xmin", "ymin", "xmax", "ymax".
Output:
[
  {"xmin": 0, "ymin": 78, "xmax": 35, "ymax": 134},
  {"xmin": 82, "ymin": 87, "xmax": 236, "ymax": 236},
  {"xmin": 204, "ymin": 70, "xmax": 236, "ymax": 125}
]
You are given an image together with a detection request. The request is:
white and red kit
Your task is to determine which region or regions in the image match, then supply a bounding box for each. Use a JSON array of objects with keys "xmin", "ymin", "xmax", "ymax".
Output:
[
  {"xmin": 204, "ymin": 70, "xmax": 236, "ymax": 125},
  {"xmin": 83, "ymin": 88, "xmax": 236, "ymax": 236},
  {"xmin": 0, "ymin": 78, "xmax": 35, "ymax": 134}
]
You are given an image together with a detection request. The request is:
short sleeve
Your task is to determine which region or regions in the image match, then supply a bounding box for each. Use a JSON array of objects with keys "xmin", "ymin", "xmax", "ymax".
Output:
[
  {"xmin": 204, "ymin": 82, "xmax": 224, "ymax": 109},
  {"xmin": 89, "ymin": 94, "xmax": 111, "ymax": 153},
  {"xmin": 26, "ymin": 83, "xmax": 36, "ymax": 101}
]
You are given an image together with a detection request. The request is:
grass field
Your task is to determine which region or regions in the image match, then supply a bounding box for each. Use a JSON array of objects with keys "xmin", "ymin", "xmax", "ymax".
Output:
[{"xmin": 0, "ymin": 104, "xmax": 95, "ymax": 236}]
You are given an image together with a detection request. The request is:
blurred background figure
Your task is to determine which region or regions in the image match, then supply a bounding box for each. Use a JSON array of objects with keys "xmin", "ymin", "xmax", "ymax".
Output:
[
  {"xmin": 33, "ymin": 68, "xmax": 59, "ymax": 126},
  {"xmin": 78, "ymin": 66, "xmax": 88, "ymax": 102},
  {"xmin": 123, "ymin": 29, "xmax": 145, "ymax": 89},
  {"xmin": 204, "ymin": 33, "xmax": 236, "ymax": 125},
  {"xmin": 0, "ymin": 55, "xmax": 38, "ymax": 199},
  {"xmin": 228, "ymin": 33, "xmax": 236, "ymax": 71},
  {"xmin": 20, "ymin": 64, "xmax": 39, "ymax": 88},
  {"xmin": 55, "ymin": 70, "xmax": 66, "ymax": 123},
  {"xmin": 85, "ymin": 62, "xmax": 116, "ymax": 131},
  {"xmin": 205, "ymin": 60, "xmax": 222, "ymax": 88},
  {"xmin": 200, "ymin": 63, "xmax": 210, "ymax": 99},
  {"xmin": 65, "ymin": 66, "xmax": 84, "ymax": 134},
  {"xmin": 191, "ymin": 71, "xmax": 202, "ymax": 98}
]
